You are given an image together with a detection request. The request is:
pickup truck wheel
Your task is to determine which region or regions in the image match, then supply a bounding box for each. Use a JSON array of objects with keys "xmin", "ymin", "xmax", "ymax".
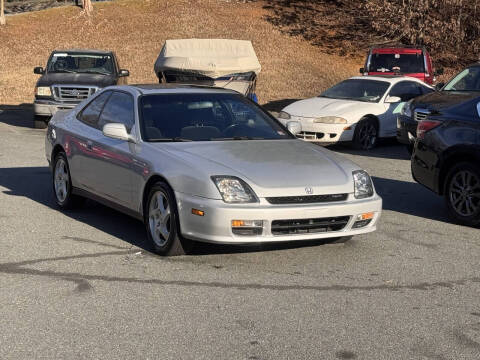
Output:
[
  {"xmin": 145, "ymin": 182, "xmax": 194, "ymax": 256},
  {"xmin": 445, "ymin": 162, "xmax": 480, "ymax": 227},
  {"xmin": 34, "ymin": 115, "xmax": 48, "ymax": 129},
  {"xmin": 52, "ymin": 152, "xmax": 84, "ymax": 209},
  {"xmin": 352, "ymin": 118, "xmax": 378, "ymax": 150}
]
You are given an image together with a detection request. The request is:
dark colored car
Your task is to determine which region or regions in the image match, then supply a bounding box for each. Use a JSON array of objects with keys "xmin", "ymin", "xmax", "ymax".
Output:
[
  {"xmin": 360, "ymin": 45, "xmax": 441, "ymax": 85},
  {"xmin": 397, "ymin": 64, "xmax": 480, "ymax": 153},
  {"xmin": 411, "ymin": 85, "xmax": 480, "ymax": 226},
  {"xmin": 33, "ymin": 49, "xmax": 129, "ymax": 128}
]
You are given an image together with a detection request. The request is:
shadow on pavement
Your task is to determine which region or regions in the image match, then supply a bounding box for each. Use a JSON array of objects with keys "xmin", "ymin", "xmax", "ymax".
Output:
[
  {"xmin": 0, "ymin": 104, "xmax": 35, "ymax": 129},
  {"xmin": 327, "ymin": 140, "xmax": 412, "ymax": 161}
]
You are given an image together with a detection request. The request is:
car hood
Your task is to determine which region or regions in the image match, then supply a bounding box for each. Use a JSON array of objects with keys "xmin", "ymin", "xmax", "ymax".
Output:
[
  {"xmin": 412, "ymin": 91, "xmax": 480, "ymax": 113},
  {"xmin": 282, "ymin": 97, "xmax": 376, "ymax": 120},
  {"xmin": 162, "ymin": 140, "xmax": 359, "ymax": 197},
  {"xmin": 36, "ymin": 72, "xmax": 117, "ymax": 88}
]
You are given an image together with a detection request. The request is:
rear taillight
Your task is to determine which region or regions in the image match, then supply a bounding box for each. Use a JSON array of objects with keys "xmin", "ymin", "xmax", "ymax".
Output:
[{"xmin": 417, "ymin": 120, "xmax": 442, "ymax": 139}]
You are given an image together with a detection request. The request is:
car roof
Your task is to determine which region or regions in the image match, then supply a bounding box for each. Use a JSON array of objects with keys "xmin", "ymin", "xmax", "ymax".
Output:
[
  {"xmin": 113, "ymin": 84, "xmax": 240, "ymax": 95},
  {"xmin": 52, "ymin": 49, "xmax": 113, "ymax": 55},
  {"xmin": 349, "ymin": 75, "xmax": 427, "ymax": 85}
]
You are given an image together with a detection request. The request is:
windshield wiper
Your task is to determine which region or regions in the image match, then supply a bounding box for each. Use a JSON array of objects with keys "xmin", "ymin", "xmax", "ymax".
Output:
[
  {"xmin": 210, "ymin": 136, "xmax": 265, "ymax": 141},
  {"xmin": 148, "ymin": 137, "xmax": 193, "ymax": 142},
  {"xmin": 79, "ymin": 70, "xmax": 111, "ymax": 75},
  {"xmin": 51, "ymin": 69, "xmax": 77, "ymax": 73}
]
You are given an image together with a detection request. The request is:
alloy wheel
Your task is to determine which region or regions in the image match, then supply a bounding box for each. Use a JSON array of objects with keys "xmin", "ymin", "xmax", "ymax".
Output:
[
  {"xmin": 54, "ymin": 158, "xmax": 69, "ymax": 203},
  {"xmin": 358, "ymin": 122, "xmax": 377, "ymax": 149},
  {"xmin": 148, "ymin": 191, "xmax": 172, "ymax": 247},
  {"xmin": 449, "ymin": 170, "xmax": 480, "ymax": 217}
]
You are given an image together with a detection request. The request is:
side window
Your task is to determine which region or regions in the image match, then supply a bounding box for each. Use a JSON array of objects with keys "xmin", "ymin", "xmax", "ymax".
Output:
[
  {"xmin": 98, "ymin": 91, "xmax": 135, "ymax": 132},
  {"xmin": 389, "ymin": 82, "xmax": 422, "ymax": 101},
  {"xmin": 78, "ymin": 91, "xmax": 112, "ymax": 127}
]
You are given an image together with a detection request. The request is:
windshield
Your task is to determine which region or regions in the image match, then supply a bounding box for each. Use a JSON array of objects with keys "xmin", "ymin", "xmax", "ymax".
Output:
[
  {"xmin": 443, "ymin": 67, "xmax": 480, "ymax": 91},
  {"xmin": 320, "ymin": 79, "xmax": 390, "ymax": 103},
  {"xmin": 139, "ymin": 93, "xmax": 291, "ymax": 142},
  {"xmin": 47, "ymin": 52, "xmax": 114, "ymax": 75},
  {"xmin": 368, "ymin": 53, "xmax": 425, "ymax": 73}
]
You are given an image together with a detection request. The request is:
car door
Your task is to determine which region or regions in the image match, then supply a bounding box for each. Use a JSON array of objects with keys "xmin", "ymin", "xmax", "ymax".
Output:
[
  {"xmin": 68, "ymin": 91, "xmax": 112, "ymax": 191},
  {"xmin": 382, "ymin": 81, "xmax": 423, "ymax": 136},
  {"xmin": 86, "ymin": 91, "xmax": 137, "ymax": 209}
]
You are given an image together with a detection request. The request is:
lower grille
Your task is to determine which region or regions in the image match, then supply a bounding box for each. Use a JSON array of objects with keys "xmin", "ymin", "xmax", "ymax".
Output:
[
  {"xmin": 296, "ymin": 131, "xmax": 324, "ymax": 140},
  {"xmin": 271, "ymin": 216, "xmax": 350, "ymax": 235},
  {"xmin": 266, "ymin": 194, "xmax": 348, "ymax": 204}
]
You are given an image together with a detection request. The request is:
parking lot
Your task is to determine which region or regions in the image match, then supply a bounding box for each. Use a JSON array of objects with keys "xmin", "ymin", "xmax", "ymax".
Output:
[{"xmin": 1, "ymin": 109, "xmax": 479, "ymax": 359}]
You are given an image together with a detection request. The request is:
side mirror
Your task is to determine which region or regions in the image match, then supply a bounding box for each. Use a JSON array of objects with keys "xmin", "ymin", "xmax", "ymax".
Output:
[
  {"xmin": 384, "ymin": 95, "xmax": 402, "ymax": 103},
  {"xmin": 286, "ymin": 121, "xmax": 302, "ymax": 135},
  {"xmin": 119, "ymin": 69, "xmax": 130, "ymax": 77},
  {"xmin": 102, "ymin": 123, "xmax": 135, "ymax": 142},
  {"xmin": 359, "ymin": 67, "xmax": 365, "ymax": 74},
  {"xmin": 34, "ymin": 67, "xmax": 45, "ymax": 75},
  {"xmin": 434, "ymin": 68, "xmax": 444, "ymax": 76},
  {"xmin": 435, "ymin": 82, "xmax": 445, "ymax": 91}
]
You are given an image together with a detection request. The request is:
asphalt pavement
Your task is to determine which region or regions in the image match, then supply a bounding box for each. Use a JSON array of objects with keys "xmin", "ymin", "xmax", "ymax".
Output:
[{"xmin": 0, "ymin": 111, "xmax": 479, "ymax": 359}]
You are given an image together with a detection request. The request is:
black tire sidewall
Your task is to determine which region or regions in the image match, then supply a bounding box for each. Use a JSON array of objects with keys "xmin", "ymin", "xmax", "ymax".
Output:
[
  {"xmin": 353, "ymin": 118, "xmax": 378, "ymax": 150},
  {"xmin": 145, "ymin": 182, "xmax": 181, "ymax": 255},
  {"xmin": 444, "ymin": 162, "xmax": 480, "ymax": 227}
]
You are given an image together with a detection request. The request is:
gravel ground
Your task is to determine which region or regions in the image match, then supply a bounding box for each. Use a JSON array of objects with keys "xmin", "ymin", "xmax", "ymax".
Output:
[{"xmin": 0, "ymin": 110, "xmax": 479, "ymax": 359}]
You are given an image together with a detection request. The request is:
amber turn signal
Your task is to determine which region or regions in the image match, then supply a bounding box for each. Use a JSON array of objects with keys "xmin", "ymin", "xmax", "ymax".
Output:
[{"xmin": 191, "ymin": 208, "xmax": 205, "ymax": 216}]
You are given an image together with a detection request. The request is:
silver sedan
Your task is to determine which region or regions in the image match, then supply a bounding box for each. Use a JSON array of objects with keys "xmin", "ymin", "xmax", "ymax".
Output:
[{"xmin": 46, "ymin": 85, "xmax": 382, "ymax": 256}]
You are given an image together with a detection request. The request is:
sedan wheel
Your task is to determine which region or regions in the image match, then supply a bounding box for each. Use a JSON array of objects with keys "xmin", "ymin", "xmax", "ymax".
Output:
[
  {"xmin": 353, "ymin": 118, "xmax": 378, "ymax": 150},
  {"xmin": 52, "ymin": 152, "xmax": 84, "ymax": 209},
  {"xmin": 145, "ymin": 182, "xmax": 194, "ymax": 256},
  {"xmin": 445, "ymin": 163, "xmax": 480, "ymax": 227}
]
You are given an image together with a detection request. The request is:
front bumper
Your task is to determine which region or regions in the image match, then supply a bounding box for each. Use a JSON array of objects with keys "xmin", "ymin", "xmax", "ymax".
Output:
[
  {"xmin": 396, "ymin": 114, "xmax": 417, "ymax": 145},
  {"xmin": 295, "ymin": 122, "xmax": 355, "ymax": 143},
  {"xmin": 34, "ymin": 99, "xmax": 78, "ymax": 117},
  {"xmin": 176, "ymin": 192, "xmax": 382, "ymax": 244}
]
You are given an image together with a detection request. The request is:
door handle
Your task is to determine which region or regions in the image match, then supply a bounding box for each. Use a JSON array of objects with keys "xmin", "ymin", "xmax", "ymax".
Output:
[{"xmin": 87, "ymin": 140, "xmax": 93, "ymax": 150}]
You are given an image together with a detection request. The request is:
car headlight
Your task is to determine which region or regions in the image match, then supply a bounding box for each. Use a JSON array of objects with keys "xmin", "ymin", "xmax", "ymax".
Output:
[
  {"xmin": 314, "ymin": 116, "xmax": 347, "ymax": 124},
  {"xmin": 211, "ymin": 176, "xmax": 259, "ymax": 203},
  {"xmin": 401, "ymin": 100, "xmax": 413, "ymax": 117},
  {"xmin": 277, "ymin": 111, "xmax": 291, "ymax": 120},
  {"xmin": 36, "ymin": 86, "xmax": 52, "ymax": 97},
  {"xmin": 353, "ymin": 170, "xmax": 374, "ymax": 199}
]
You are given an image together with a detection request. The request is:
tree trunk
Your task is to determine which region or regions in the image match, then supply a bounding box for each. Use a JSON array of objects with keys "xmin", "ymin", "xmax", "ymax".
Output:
[
  {"xmin": 0, "ymin": 0, "xmax": 6, "ymax": 26},
  {"xmin": 83, "ymin": 0, "xmax": 93, "ymax": 15}
]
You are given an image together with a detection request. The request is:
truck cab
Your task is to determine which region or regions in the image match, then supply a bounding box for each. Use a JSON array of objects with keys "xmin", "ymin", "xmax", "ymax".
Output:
[
  {"xmin": 360, "ymin": 46, "xmax": 441, "ymax": 85},
  {"xmin": 33, "ymin": 49, "xmax": 129, "ymax": 128}
]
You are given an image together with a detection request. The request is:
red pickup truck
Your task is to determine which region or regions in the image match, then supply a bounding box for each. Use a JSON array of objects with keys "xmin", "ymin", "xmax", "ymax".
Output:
[{"xmin": 360, "ymin": 46, "xmax": 442, "ymax": 85}]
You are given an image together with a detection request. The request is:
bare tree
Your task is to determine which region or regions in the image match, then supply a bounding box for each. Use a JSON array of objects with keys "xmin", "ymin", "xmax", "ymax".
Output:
[
  {"xmin": 0, "ymin": 0, "xmax": 6, "ymax": 26},
  {"xmin": 83, "ymin": 0, "xmax": 93, "ymax": 15}
]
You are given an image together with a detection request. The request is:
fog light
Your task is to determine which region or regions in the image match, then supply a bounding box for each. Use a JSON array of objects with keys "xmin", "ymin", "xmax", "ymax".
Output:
[
  {"xmin": 357, "ymin": 212, "xmax": 374, "ymax": 221},
  {"xmin": 231, "ymin": 220, "xmax": 264, "ymax": 236},
  {"xmin": 352, "ymin": 213, "xmax": 374, "ymax": 228}
]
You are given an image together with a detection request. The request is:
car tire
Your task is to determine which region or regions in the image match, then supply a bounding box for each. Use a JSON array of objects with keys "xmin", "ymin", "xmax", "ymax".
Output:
[
  {"xmin": 331, "ymin": 236, "xmax": 353, "ymax": 244},
  {"xmin": 52, "ymin": 152, "xmax": 84, "ymax": 209},
  {"xmin": 34, "ymin": 115, "xmax": 48, "ymax": 129},
  {"xmin": 444, "ymin": 162, "xmax": 480, "ymax": 227},
  {"xmin": 352, "ymin": 118, "xmax": 378, "ymax": 150},
  {"xmin": 145, "ymin": 182, "xmax": 194, "ymax": 256}
]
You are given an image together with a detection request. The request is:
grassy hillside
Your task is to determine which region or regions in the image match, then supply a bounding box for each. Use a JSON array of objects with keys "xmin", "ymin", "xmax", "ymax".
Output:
[{"xmin": 0, "ymin": 0, "xmax": 360, "ymax": 107}]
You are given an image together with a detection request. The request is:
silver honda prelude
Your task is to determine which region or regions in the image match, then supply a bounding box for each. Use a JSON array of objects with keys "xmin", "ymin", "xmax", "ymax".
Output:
[{"xmin": 45, "ymin": 85, "xmax": 382, "ymax": 256}]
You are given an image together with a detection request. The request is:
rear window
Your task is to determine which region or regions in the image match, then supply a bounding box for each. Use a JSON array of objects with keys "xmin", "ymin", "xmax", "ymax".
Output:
[{"xmin": 369, "ymin": 53, "xmax": 425, "ymax": 74}]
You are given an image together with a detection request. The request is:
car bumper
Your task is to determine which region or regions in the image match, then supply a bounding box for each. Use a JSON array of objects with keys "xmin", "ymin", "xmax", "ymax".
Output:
[
  {"xmin": 175, "ymin": 192, "xmax": 382, "ymax": 244},
  {"xmin": 396, "ymin": 114, "xmax": 417, "ymax": 145},
  {"xmin": 295, "ymin": 122, "xmax": 356, "ymax": 143},
  {"xmin": 34, "ymin": 99, "xmax": 78, "ymax": 117}
]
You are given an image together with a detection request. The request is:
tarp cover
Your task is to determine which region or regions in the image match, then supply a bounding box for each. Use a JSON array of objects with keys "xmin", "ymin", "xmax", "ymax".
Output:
[{"xmin": 154, "ymin": 39, "xmax": 261, "ymax": 79}]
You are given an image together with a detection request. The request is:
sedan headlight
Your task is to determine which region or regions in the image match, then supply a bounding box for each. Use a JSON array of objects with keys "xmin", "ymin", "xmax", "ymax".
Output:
[
  {"xmin": 277, "ymin": 111, "xmax": 291, "ymax": 120},
  {"xmin": 353, "ymin": 170, "xmax": 374, "ymax": 199},
  {"xmin": 401, "ymin": 100, "xmax": 413, "ymax": 117},
  {"xmin": 211, "ymin": 176, "xmax": 259, "ymax": 203},
  {"xmin": 314, "ymin": 116, "xmax": 347, "ymax": 124},
  {"xmin": 36, "ymin": 86, "xmax": 52, "ymax": 97}
]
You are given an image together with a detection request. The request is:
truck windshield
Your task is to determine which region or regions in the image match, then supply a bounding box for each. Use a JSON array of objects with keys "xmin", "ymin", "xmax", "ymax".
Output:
[
  {"xmin": 369, "ymin": 53, "xmax": 425, "ymax": 73},
  {"xmin": 47, "ymin": 53, "xmax": 114, "ymax": 75},
  {"xmin": 443, "ymin": 67, "xmax": 480, "ymax": 91},
  {"xmin": 319, "ymin": 79, "xmax": 390, "ymax": 103}
]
